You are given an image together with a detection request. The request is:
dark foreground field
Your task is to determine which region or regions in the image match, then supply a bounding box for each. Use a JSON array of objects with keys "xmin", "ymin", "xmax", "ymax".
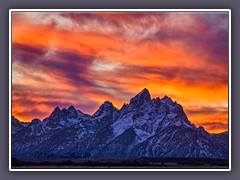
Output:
[{"xmin": 12, "ymin": 157, "xmax": 229, "ymax": 169}]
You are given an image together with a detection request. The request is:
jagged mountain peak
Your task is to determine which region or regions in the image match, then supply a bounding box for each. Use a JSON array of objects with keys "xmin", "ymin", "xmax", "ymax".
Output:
[
  {"xmin": 67, "ymin": 105, "xmax": 85, "ymax": 115},
  {"xmin": 68, "ymin": 105, "xmax": 76, "ymax": 111},
  {"xmin": 161, "ymin": 95, "xmax": 173, "ymax": 104},
  {"xmin": 92, "ymin": 101, "xmax": 117, "ymax": 118},
  {"xmin": 97, "ymin": 101, "xmax": 116, "ymax": 111},
  {"xmin": 30, "ymin": 118, "xmax": 42, "ymax": 125},
  {"xmin": 54, "ymin": 106, "xmax": 61, "ymax": 111},
  {"xmin": 50, "ymin": 106, "xmax": 61, "ymax": 116},
  {"xmin": 198, "ymin": 126, "xmax": 205, "ymax": 131},
  {"xmin": 140, "ymin": 87, "xmax": 150, "ymax": 94},
  {"xmin": 129, "ymin": 88, "xmax": 151, "ymax": 107},
  {"xmin": 137, "ymin": 88, "xmax": 151, "ymax": 99},
  {"xmin": 102, "ymin": 101, "xmax": 114, "ymax": 107}
]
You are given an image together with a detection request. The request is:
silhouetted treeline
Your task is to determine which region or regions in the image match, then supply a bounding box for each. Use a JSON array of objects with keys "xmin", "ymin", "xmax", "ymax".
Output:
[{"xmin": 12, "ymin": 156, "xmax": 228, "ymax": 168}]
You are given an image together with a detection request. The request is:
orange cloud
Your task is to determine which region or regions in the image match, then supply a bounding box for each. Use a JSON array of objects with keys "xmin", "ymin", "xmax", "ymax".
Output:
[{"xmin": 11, "ymin": 12, "xmax": 229, "ymax": 133}]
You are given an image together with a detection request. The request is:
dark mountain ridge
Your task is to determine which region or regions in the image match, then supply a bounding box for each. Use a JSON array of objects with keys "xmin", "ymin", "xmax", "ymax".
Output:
[{"xmin": 12, "ymin": 88, "xmax": 228, "ymax": 161}]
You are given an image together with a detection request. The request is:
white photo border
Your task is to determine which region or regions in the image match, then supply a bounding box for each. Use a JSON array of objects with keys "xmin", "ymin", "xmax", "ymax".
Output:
[{"xmin": 9, "ymin": 9, "xmax": 231, "ymax": 172}]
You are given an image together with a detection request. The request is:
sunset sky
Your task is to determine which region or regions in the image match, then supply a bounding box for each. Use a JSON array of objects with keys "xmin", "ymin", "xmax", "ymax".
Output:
[{"xmin": 11, "ymin": 11, "xmax": 229, "ymax": 133}]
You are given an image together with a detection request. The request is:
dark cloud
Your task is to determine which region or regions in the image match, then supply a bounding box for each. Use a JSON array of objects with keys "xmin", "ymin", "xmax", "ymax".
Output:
[
  {"xmin": 60, "ymin": 12, "xmax": 114, "ymax": 24},
  {"xmin": 60, "ymin": 12, "xmax": 167, "ymax": 26},
  {"xmin": 186, "ymin": 106, "xmax": 228, "ymax": 115},
  {"xmin": 12, "ymin": 85, "xmax": 100, "ymax": 116},
  {"xmin": 120, "ymin": 65, "xmax": 228, "ymax": 87},
  {"xmin": 12, "ymin": 43, "xmax": 46, "ymax": 57},
  {"xmin": 12, "ymin": 84, "xmax": 69, "ymax": 99},
  {"xmin": 13, "ymin": 97, "xmax": 71, "ymax": 110},
  {"xmin": 200, "ymin": 122, "xmax": 228, "ymax": 131},
  {"xmin": 15, "ymin": 108, "xmax": 48, "ymax": 120},
  {"xmin": 187, "ymin": 29, "xmax": 228, "ymax": 69},
  {"xmin": 12, "ymin": 43, "xmax": 101, "ymax": 88},
  {"xmin": 12, "ymin": 43, "xmax": 45, "ymax": 65},
  {"xmin": 144, "ymin": 13, "xmax": 229, "ymax": 70},
  {"xmin": 13, "ymin": 97, "xmax": 37, "ymax": 107},
  {"xmin": 78, "ymin": 101, "xmax": 100, "ymax": 115},
  {"xmin": 195, "ymin": 12, "xmax": 229, "ymax": 33},
  {"xmin": 41, "ymin": 57, "xmax": 97, "ymax": 88}
]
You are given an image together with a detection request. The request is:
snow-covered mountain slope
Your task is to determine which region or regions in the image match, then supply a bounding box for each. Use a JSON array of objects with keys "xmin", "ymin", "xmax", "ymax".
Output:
[{"xmin": 11, "ymin": 88, "xmax": 229, "ymax": 161}]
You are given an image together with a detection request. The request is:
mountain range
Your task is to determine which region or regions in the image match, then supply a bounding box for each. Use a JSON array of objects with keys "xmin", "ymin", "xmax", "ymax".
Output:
[{"xmin": 11, "ymin": 88, "xmax": 228, "ymax": 161}]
